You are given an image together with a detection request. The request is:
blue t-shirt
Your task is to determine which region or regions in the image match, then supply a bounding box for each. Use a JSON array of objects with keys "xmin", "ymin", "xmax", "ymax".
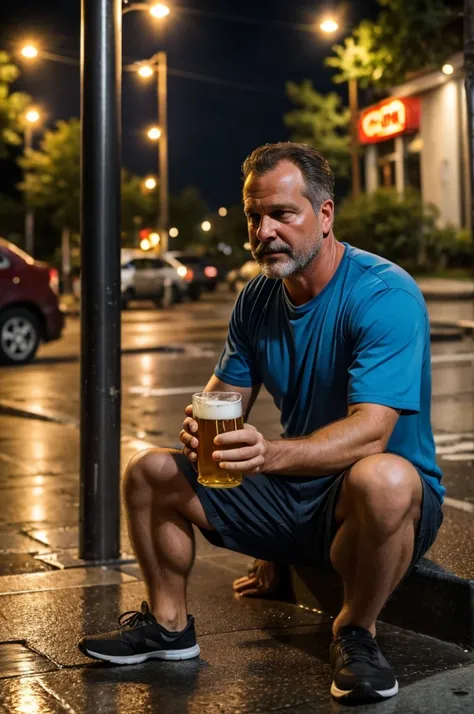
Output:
[{"xmin": 215, "ymin": 242, "xmax": 444, "ymax": 502}]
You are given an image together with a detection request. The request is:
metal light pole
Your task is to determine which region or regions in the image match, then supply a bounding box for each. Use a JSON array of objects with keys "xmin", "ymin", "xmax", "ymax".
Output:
[
  {"xmin": 24, "ymin": 124, "xmax": 35, "ymax": 256},
  {"xmin": 79, "ymin": 0, "xmax": 122, "ymax": 561},
  {"xmin": 349, "ymin": 77, "xmax": 361, "ymax": 198},
  {"xmin": 465, "ymin": 0, "xmax": 474, "ymax": 248},
  {"xmin": 157, "ymin": 51, "xmax": 169, "ymax": 252}
]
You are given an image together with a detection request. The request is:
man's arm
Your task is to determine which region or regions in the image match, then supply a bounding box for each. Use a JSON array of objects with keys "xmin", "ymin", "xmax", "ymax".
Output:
[{"xmin": 263, "ymin": 403, "xmax": 399, "ymax": 476}]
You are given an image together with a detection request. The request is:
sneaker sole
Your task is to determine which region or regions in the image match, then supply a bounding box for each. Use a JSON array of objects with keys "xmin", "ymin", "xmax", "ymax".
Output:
[
  {"xmin": 331, "ymin": 679, "xmax": 399, "ymax": 702},
  {"xmin": 78, "ymin": 643, "xmax": 201, "ymax": 665}
]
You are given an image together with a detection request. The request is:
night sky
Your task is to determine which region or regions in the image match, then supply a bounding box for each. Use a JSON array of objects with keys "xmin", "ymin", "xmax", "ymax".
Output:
[{"xmin": 0, "ymin": 1, "xmax": 378, "ymax": 209}]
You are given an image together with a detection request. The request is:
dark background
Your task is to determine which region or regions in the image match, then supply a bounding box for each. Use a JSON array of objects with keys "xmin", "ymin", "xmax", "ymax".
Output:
[{"xmin": 0, "ymin": 1, "xmax": 378, "ymax": 208}]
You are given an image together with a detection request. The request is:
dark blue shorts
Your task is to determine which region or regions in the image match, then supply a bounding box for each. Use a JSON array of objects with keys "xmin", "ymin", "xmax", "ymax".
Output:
[{"xmin": 173, "ymin": 453, "xmax": 443, "ymax": 570}]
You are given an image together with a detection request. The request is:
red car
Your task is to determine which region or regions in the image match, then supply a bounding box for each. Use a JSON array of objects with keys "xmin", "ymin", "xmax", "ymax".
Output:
[{"xmin": 0, "ymin": 238, "xmax": 64, "ymax": 365}]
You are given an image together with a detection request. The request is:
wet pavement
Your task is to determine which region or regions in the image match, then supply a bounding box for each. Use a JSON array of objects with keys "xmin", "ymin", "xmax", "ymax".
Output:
[{"xmin": 0, "ymin": 289, "xmax": 472, "ymax": 712}]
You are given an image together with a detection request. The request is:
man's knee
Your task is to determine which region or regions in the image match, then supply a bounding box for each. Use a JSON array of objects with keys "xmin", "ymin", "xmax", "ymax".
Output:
[
  {"xmin": 123, "ymin": 448, "xmax": 178, "ymax": 509},
  {"xmin": 337, "ymin": 453, "xmax": 422, "ymax": 538}
]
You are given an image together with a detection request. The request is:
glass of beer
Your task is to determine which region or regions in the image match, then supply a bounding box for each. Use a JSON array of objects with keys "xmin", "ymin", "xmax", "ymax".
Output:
[{"xmin": 192, "ymin": 391, "xmax": 244, "ymax": 488}]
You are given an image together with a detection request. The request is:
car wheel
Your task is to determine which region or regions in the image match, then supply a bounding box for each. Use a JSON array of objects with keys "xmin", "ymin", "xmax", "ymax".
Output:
[{"xmin": 0, "ymin": 308, "xmax": 41, "ymax": 366}]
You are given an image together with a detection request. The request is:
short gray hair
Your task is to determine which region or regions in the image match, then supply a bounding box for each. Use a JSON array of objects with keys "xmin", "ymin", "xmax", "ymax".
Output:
[{"xmin": 242, "ymin": 142, "xmax": 335, "ymax": 213}]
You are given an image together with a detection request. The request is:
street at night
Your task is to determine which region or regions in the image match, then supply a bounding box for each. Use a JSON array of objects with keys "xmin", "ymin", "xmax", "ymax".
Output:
[
  {"xmin": 0, "ymin": 0, "xmax": 474, "ymax": 710},
  {"xmin": 0, "ymin": 289, "xmax": 472, "ymax": 711}
]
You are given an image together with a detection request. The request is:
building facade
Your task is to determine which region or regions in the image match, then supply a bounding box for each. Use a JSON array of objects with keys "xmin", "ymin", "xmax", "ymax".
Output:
[{"xmin": 360, "ymin": 53, "xmax": 470, "ymax": 229}]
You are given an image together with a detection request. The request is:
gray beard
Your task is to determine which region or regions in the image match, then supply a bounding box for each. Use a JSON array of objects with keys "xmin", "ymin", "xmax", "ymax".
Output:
[{"xmin": 255, "ymin": 232, "xmax": 324, "ymax": 279}]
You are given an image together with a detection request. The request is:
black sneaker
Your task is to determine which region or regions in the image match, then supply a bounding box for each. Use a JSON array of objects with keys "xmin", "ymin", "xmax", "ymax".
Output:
[
  {"xmin": 330, "ymin": 626, "xmax": 398, "ymax": 702},
  {"xmin": 78, "ymin": 601, "xmax": 200, "ymax": 665}
]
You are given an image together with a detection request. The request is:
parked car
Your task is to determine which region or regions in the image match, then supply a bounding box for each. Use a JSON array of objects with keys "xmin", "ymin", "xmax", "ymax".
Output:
[
  {"xmin": 0, "ymin": 238, "xmax": 64, "ymax": 365},
  {"xmin": 167, "ymin": 252, "xmax": 220, "ymax": 292},
  {"xmin": 227, "ymin": 260, "xmax": 261, "ymax": 292},
  {"xmin": 120, "ymin": 250, "xmax": 201, "ymax": 309}
]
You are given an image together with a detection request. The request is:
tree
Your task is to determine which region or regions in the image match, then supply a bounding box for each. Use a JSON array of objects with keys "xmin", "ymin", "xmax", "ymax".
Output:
[
  {"xmin": 326, "ymin": 1, "xmax": 462, "ymax": 90},
  {"xmin": 20, "ymin": 118, "xmax": 81, "ymax": 232},
  {"xmin": 284, "ymin": 81, "xmax": 350, "ymax": 177},
  {"xmin": 325, "ymin": 21, "xmax": 390, "ymax": 88},
  {"xmin": 0, "ymin": 52, "xmax": 32, "ymax": 157}
]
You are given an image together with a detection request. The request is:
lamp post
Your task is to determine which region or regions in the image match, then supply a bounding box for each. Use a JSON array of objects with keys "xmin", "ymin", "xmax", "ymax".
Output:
[
  {"xmin": 138, "ymin": 51, "xmax": 169, "ymax": 252},
  {"xmin": 465, "ymin": 0, "xmax": 474, "ymax": 257},
  {"xmin": 23, "ymin": 108, "xmax": 41, "ymax": 256},
  {"xmin": 320, "ymin": 17, "xmax": 361, "ymax": 197}
]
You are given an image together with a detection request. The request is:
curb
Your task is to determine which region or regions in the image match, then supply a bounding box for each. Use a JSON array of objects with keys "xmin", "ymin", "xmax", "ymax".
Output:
[
  {"xmin": 430, "ymin": 320, "xmax": 474, "ymax": 336},
  {"xmin": 284, "ymin": 560, "xmax": 474, "ymax": 649}
]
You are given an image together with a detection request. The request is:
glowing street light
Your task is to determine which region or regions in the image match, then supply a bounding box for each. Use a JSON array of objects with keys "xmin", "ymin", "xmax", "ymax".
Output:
[
  {"xmin": 201, "ymin": 221, "xmax": 211, "ymax": 232},
  {"xmin": 144, "ymin": 176, "xmax": 157, "ymax": 190},
  {"xmin": 138, "ymin": 64, "xmax": 154, "ymax": 78},
  {"xmin": 25, "ymin": 108, "xmax": 41, "ymax": 125},
  {"xmin": 169, "ymin": 227, "xmax": 179, "ymax": 238},
  {"xmin": 320, "ymin": 18, "xmax": 339, "ymax": 34},
  {"xmin": 147, "ymin": 126, "xmax": 162, "ymax": 140},
  {"xmin": 21, "ymin": 44, "xmax": 38, "ymax": 59},
  {"xmin": 140, "ymin": 238, "xmax": 151, "ymax": 251},
  {"xmin": 218, "ymin": 206, "xmax": 228, "ymax": 217},
  {"xmin": 149, "ymin": 232, "xmax": 160, "ymax": 246},
  {"xmin": 442, "ymin": 64, "xmax": 454, "ymax": 75},
  {"xmin": 150, "ymin": 3, "xmax": 170, "ymax": 19}
]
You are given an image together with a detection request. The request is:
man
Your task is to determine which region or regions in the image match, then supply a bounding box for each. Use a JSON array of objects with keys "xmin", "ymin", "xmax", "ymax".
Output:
[{"xmin": 79, "ymin": 143, "xmax": 444, "ymax": 704}]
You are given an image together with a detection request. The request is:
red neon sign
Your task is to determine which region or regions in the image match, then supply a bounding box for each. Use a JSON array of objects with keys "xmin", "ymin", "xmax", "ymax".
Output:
[{"xmin": 358, "ymin": 97, "xmax": 420, "ymax": 144}]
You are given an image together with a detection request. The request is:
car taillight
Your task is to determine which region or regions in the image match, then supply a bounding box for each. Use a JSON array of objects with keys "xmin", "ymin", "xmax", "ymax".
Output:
[
  {"xmin": 204, "ymin": 266, "xmax": 218, "ymax": 278},
  {"xmin": 184, "ymin": 268, "xmax": 194, "ymax": 282},
  {"xmin": 49, "ymin": 268, "xmax": 59, "ymax": 295}
]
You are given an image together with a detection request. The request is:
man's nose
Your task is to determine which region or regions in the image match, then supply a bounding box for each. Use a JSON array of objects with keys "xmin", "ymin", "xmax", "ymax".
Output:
[{"xmin": 256, "ymin": 215, "xmax": 277, "ymax": 242}]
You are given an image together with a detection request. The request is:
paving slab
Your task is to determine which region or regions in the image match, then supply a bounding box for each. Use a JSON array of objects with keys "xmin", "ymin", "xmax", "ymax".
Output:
[
  {"xmin": 0, "ymin": 557, "xmax": 325, "ymax": 668},
  {"xmin": 1, "ymin": 624, "xmax": 471, "ymax": 714},
  {"xmin": 0, "ymin": 567, "xmax": 137, "ymax": 595},
  {"xmin": 0, "ymin": 554, "xmax": 53, "ymax": 577}
]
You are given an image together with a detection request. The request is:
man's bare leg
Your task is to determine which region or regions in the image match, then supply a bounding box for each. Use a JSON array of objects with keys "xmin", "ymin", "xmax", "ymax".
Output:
[
  {"xmin": 123, "ymin": 448, "xmax": 214, "ymax": 632},
  {"xmin": 330, "ymin": 453, "xmax": 422, "ymax": 638}
]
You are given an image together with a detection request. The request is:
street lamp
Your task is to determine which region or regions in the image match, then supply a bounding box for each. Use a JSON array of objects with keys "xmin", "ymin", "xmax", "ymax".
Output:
[
  {"xmin": 320, "ymin": 14, "xmax": 360, "ymax": 197},
  {"xmin": 442, "ymin": 63, "xmax": 454, "ymax": 75},
  {"xmin": 137, "ymin": 51, "xmax": 169, "ymax": 252},
  {"xmin": 218, "ymin": 206, "xmax": 228, "ymax": 217},
  {"xmin": 169, "ymin": 226, "xmax": 179, "ymax": 237},
  {"xmin": 24, "ymin": 107, "xmax": 41, "ymax": 256},
  {"xmin": 144, "ymin": 176, "xmax": 157, "ymax": 190},
  {"xmin": 21, "ymin": 44, "xmax": 39, "ymax": 59},
  {"xmin": 149, "ymin": 3, "xmax": 170, "ymax": 19},
  {"xmin": 138, "ymin": 64, "xmax": 154, "ymax": 78},
  {"xmin": 201, "ymin": 220, "xmax": 211, "ymax": 232},
  {"xmin": 320, "ymin": 19, "xmax": 339, "ymax": 34},
  {"xmin": 147, "ymin": 126, "xmax": 162, "ymax": 140}
]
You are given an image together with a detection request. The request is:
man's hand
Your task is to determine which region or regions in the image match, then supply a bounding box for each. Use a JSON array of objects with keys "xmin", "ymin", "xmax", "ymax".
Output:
[
  {"xmin": 213, "ymin": 424, "xmax": 268, "ymax": 474},
  {"xmin": 179, "ymin": 404, "xmax": 198, "ymax": 462},
  {"xmin": 233, "ymin": 560, "xmax": 280, "ymax": 597}
]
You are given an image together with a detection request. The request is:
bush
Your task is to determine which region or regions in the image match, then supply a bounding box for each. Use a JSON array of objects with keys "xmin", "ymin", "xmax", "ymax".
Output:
[{"xmin": 334, "ymin": 189, "xmax": 472, "ymax": 272}]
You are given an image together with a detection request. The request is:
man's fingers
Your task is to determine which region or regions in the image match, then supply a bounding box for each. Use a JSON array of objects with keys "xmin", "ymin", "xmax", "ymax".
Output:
[
  {"xmin": 182, "ymin": 447, "xmax": 197, "ymax": 461},
  {"xmin": 214, "ymin": 428, "xmax": 259, "ymax": 446},
  {"xmin": 218, "ymin": 457, "xmax": 264, "ymax": 472},
  {"xmin": 232, "ymin": 576, "xmax": 259, "ymax": 592},
  {"xmin": 180, "ymin": 429, "xmax": 198, "ymax": 448},
  {"xmin": 235, "ymin": 588, "xmax": 267, "ymax": 598},
  {"xmin": 184, "ymin": 404, "xmax": 193, "ymax": 416},
  {"xmin": 212, "ymin": 446, "xmax": 259, "ymax": 462},
  {"xmin": 183, "ymin": 416, "xmax": 198, "ymax": 433}
]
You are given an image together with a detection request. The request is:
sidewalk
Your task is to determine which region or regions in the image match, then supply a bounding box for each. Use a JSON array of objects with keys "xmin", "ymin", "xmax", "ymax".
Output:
[{"xmin": 0, "ymin": 416, "xmax": 472, "ymax": 712}]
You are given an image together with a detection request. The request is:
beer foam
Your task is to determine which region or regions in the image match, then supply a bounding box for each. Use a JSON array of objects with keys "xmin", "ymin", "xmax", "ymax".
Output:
[{"xmin": 193, "ymin": 397, "xmax": 242, "ymax": 421}]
